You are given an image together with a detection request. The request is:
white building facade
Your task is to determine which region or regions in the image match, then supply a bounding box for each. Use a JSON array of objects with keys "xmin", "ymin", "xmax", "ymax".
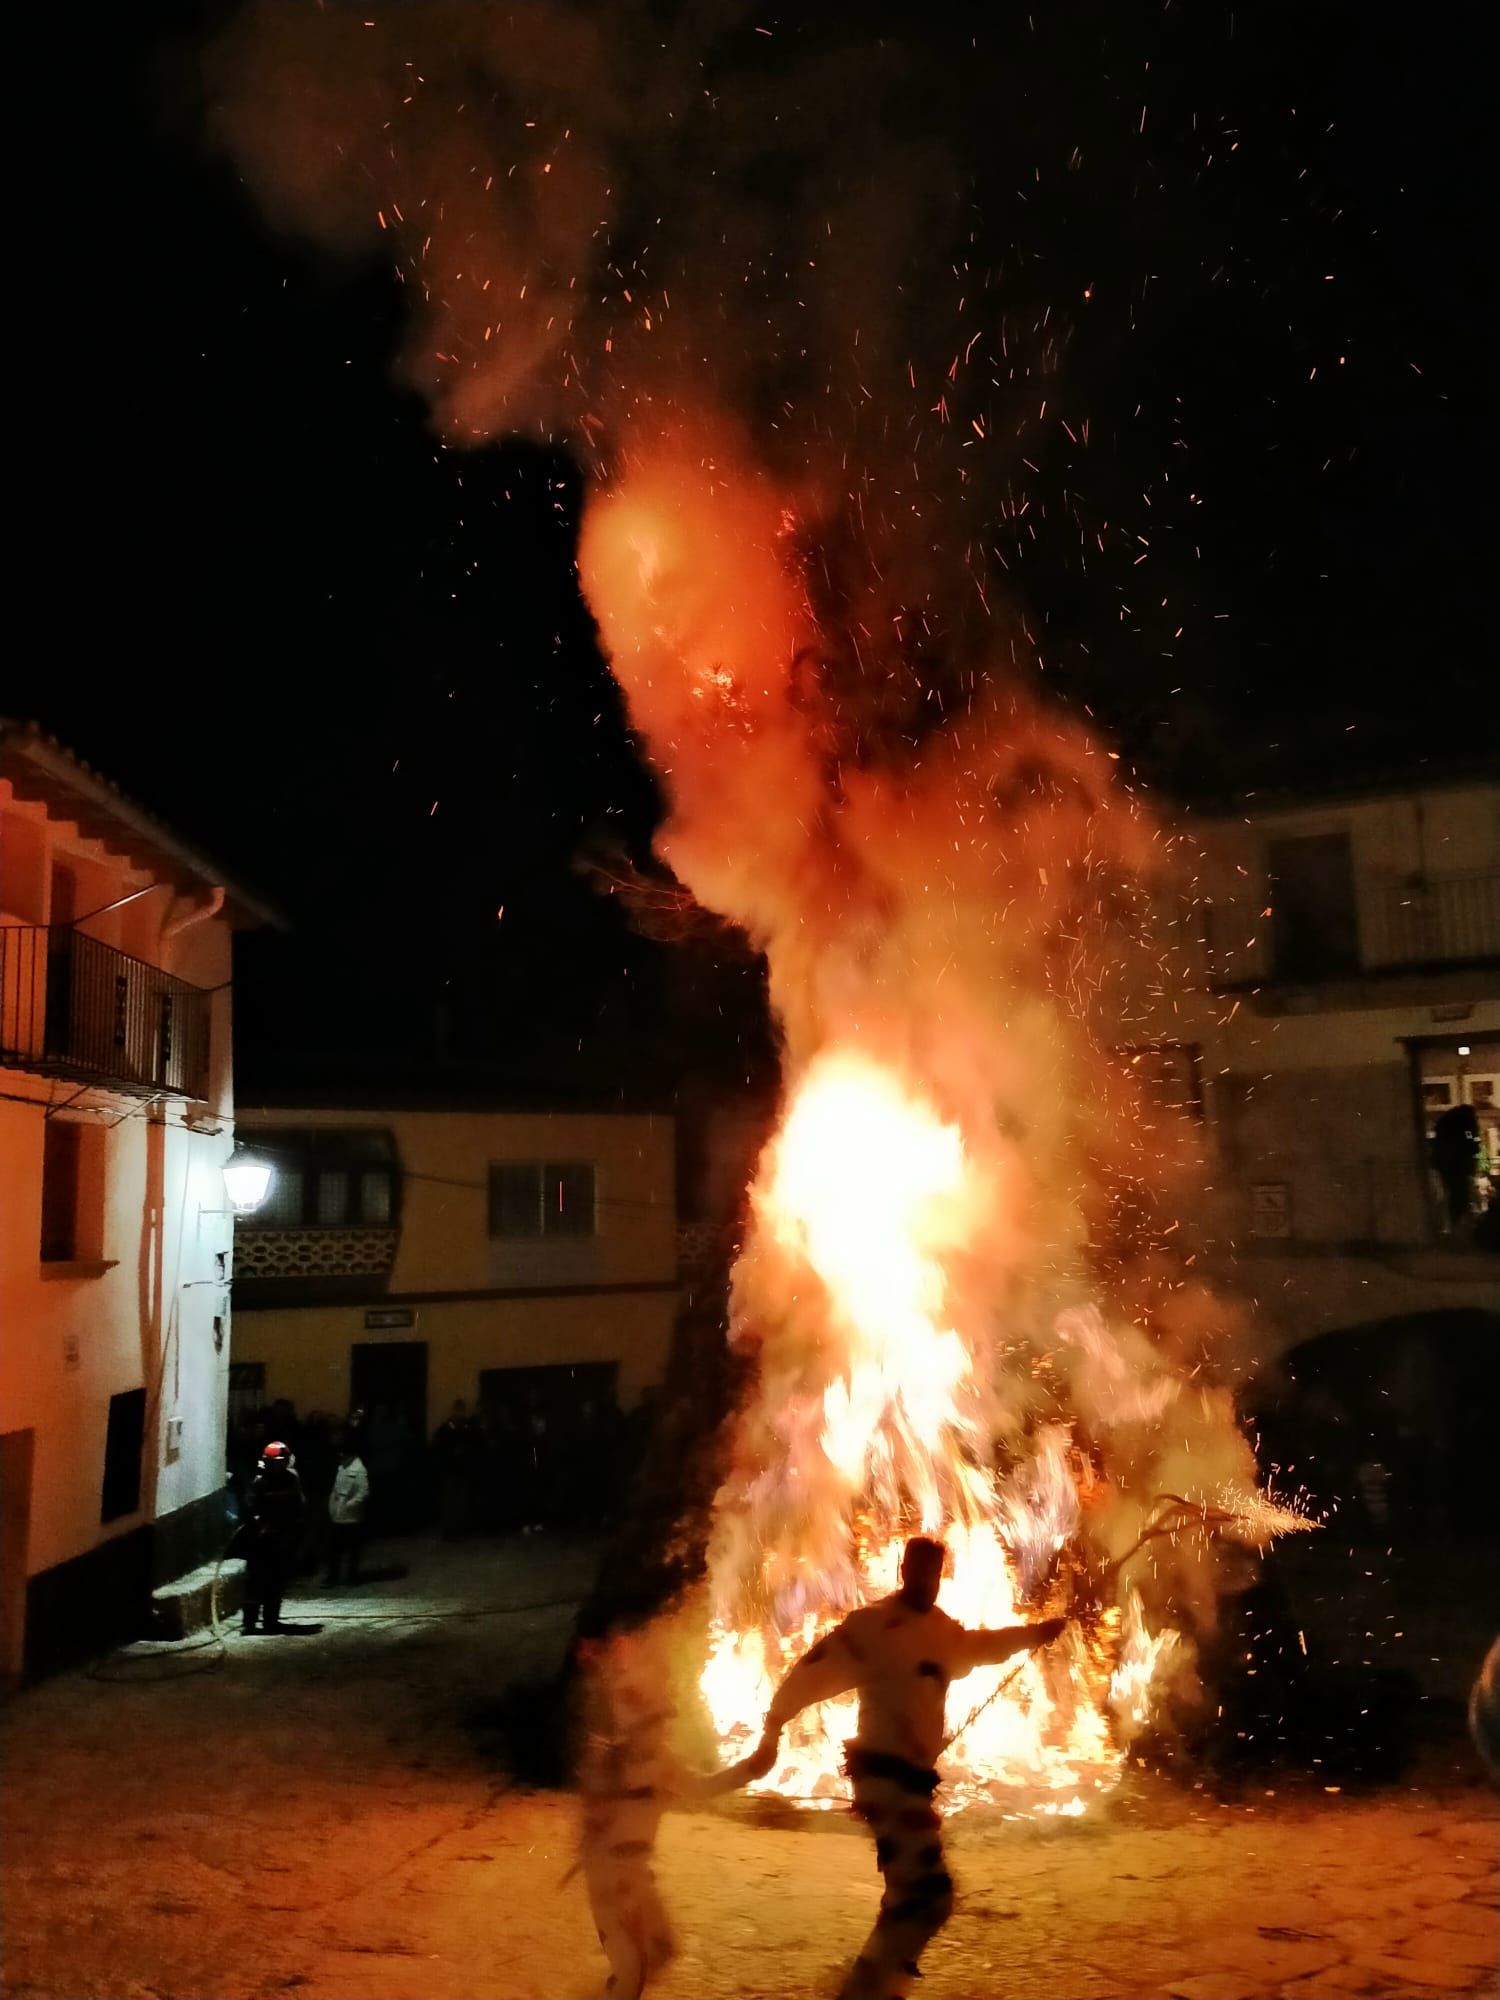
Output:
[
  {"xmin": 0, "ymin": 721, "xmax": 271, "ymax": 1678},
  {"xmin": 1131, "ymin": 774, "xmax": 1499, "ymax": 1350}
]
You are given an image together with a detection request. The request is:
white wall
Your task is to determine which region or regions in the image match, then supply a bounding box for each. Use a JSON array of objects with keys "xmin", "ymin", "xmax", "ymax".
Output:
[
  {"xmin": 0, "ymin": 782, "xmax": 239, "ymax": 1582},
  {"xmin": 1100, "ymin": 781, "xmax": 1500, "ymax": 1263},
  {"xmin": 0, "ymin": 1092, "xmax": 235, "ymax": 1576}
]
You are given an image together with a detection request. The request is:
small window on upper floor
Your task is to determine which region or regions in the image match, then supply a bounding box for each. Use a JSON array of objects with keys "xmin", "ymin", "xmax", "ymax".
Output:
[
  {"xmin": 359, "ymin": 1169, "xmax": 393, "ymax": 1226},
  {"xmin": 487, "ymin": 1161, "xmax": 597, "ymax": 1240},
  {"xmin": 40, "ymin": 1118, "xmax": 105, "ymax": 1264},
  {"xmin": 1269, "ymin": 833, "xmax": 1360, "ymax": 981},
  {"xmin": 40, "ymin": 1119, "xmax": 82, "ymax": 1261},
  {"xmin": 316, "ymin": 1169, "xmax": 349, "ymax": 1226},
  {"xmin": 312, "ymin": 1166, "xmax": 394, "ymax": 1226},
  {"xmin": 1118, "ymin": 1044, "xmax": 1205, "ymax": 1121},
  {"xmin": 237, "ymin": 1129, "xmax": 397, "ymax": 1229},
  {"xmin": 258, "ymin": 1165, "xmax": 305, "ymax": 1227}
]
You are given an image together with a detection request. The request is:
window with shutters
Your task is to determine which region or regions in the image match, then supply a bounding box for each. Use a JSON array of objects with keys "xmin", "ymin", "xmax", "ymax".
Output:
[
  {"xmin": 1117, "ymin": 1044, "xmax": 1205, "ymax": 1121},
  {"xmin": 40, "ymin": 1120, "xmax": 82, "ymax": 1262},
  {"xmin": 487, "ymin": 1161, "xmax": 597, "ymax": 1239},
  {"xmin": 238, "ymin": 1129, "xmax": 398, "ymax": 1229}
]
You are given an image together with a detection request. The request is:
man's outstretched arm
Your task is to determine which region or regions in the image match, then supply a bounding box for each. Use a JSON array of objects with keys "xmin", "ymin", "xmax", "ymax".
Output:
[
  {"xmin": 957, "ymin": 1615, "xmax": 1067, "ymax": 1673},
  {"xmin": 699, "ymin": 1618, "xmax": 866, "ymax": 1790}
]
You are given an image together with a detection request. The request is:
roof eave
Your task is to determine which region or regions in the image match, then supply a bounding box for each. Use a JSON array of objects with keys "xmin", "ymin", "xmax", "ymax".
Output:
[{"xmin": 0, "ymin": 719, "xmax": 283, "ymax": 929}]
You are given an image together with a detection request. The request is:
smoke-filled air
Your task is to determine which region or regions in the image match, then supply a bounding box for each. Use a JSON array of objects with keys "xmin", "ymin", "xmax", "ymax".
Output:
[{"xmin": 209, "ymin": 0, "xmax": 1309, "ymax": 1811}]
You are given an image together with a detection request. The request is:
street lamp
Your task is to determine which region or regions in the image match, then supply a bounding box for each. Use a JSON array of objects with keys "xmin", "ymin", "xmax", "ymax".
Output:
[{"xmin": 222, "ymin": 1144, "xmax": 274, "ymax": 1216}]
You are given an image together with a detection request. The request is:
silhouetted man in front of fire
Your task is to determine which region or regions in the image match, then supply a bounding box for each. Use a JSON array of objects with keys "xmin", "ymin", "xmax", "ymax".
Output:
[{"xmin": 714, "ymin": 1536, "xmax": 1064, "ymax": 2000}]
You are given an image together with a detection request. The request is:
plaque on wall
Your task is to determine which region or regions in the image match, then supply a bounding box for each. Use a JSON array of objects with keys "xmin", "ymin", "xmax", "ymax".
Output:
[
  {"xmin": 364, "ymin": 1306, "xmax": 416, "ymax": 1330},
  {"xmin": 1249, "ymin": 1182, "xmax": 1291, "ymax": 1239}
]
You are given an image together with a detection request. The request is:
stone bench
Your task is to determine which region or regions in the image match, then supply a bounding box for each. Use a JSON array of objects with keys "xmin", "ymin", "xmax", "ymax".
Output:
[{"xmin": 149, "ymin": 1557, "xmax": 247, "ymax": 1640}]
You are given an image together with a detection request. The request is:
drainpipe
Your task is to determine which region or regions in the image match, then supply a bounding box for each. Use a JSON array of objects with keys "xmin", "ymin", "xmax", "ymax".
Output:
[
  {"xmin": 162, "ymin": 886, "xmax": 228, "ymax": 1117},
  {"xmin": 161, "ymin": 884, "xmax": 225, "ymax": 940}
]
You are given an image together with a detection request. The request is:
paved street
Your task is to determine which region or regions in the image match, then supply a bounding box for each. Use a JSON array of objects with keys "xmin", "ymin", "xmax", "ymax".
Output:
[{"xmin": 2, "ymin": 1538, "xmax": 1494, "ymax": 2000}]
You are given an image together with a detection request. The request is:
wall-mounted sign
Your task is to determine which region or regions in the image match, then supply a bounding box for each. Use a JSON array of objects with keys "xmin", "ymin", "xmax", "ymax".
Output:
[
  {"xmin": 1250, "ymin": 1182, "xmax": 1291, "ymax": 1239},
  {"xmin": 364, "ymin": 1306, "xmax": 415, "ymax": 1330}
]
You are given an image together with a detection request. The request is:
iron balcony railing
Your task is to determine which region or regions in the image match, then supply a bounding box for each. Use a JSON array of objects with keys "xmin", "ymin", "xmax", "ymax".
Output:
[
  {"xmin": 0, "ymin": 925, "xmax": 211, "ymax": 1098},
  {"xmin": 1196, "ymin": 869, "xmax": 1500, "ymax": 987},
  {"xmin": 1366, "ymin": 871, "xmax": 1500, "ymax": 970}
]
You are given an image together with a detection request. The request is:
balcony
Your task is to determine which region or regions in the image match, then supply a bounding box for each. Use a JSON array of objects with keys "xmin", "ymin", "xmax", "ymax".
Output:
[
  {"xmin": 231, "ymin": 1223, "xmax": 399, "ymax": 1307},
  {"xmin": 1197, "ymin": 870, "xmax": 1500, "ymax": 989},
  {"xmin": 0, "ymin": 925, "xmax": 211, "ymax": 1099},
  {"xmin": 1364, "ymin": 872, "xmax": 1500, "ymax": 970}
]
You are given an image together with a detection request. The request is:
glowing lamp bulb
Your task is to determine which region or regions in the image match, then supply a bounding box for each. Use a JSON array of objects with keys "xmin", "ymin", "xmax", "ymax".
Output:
[{"xmin": 223, "ymin": 1148, "xmax": 274, "ymax": 1216}]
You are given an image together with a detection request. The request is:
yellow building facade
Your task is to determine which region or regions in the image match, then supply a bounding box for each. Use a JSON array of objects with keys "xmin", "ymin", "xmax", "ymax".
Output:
[{"xmin": 231, "ymin": 1103, "xmax": 679, "ymax": 1442}]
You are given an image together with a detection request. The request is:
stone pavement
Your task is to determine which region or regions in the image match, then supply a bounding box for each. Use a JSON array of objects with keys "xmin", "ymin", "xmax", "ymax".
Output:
[{"xmin": 1, "ymin": 1537, "xmax": 1494, "ymax": 2000}]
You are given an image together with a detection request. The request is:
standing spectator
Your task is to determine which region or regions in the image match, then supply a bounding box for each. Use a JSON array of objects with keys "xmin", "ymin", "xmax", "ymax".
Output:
[
  {"xmin": 592, "ymin": 1398, "xmax": 626, "ymax": 1530},
  {"xmin": 240, "ymin": 1440, "xmax": 305, "ymax": 1635},
  {"xmin": 226, "ymin": 1413, "xmax": 264, "ymax": 1518},
  {"xmin": 472, "ymin": 1402, "xmax": 506, "ymax": 1533},
  {"xmin": 264, "ymin": 1397, "xmax": 303, "ymax": 1462},
  {"xmin": 490, "ymin": 1403, "xmax": 524, "ymax": 1533},
  {"xmin": 572, "ymin": 1396, "xmax": 623, "ymax": 1530},
  {"xmin": 1471, "ymin": 1637, "xmax": 1500, "ymax": 1782},
  {"xmin": 367, "ymin": 1401, "xmax": 413, "ymax": 1533},
  {"xmin": 521, "ymin": 1396, "xmax": 551, "ymax": 1536},
  {"xmin": 324, "ymin": 1431, "xmax": 370, "ymax": 1585},
  {"xmin": 1432, "ymin": 1101, "xmax": 1481, "ymax": 1229},
  {"xmin": 298, "ymin": 1411, "xmax": 338, "ymax": 1569},
  {"xmin": 432, "ymin": 1398, "xmax": 478, "ymax": 1539}
]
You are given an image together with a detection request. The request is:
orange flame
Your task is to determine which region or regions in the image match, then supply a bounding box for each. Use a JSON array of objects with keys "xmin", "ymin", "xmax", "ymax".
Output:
[
  {"xmin": 765, "ymin": 1055, "xmax": 985, "ymax": 1523},
  {"xmin": 575, "ymin": 433, "xmax": 1308, "ymax": 1815},
  {"xmin": 700, "ymin": 1052, "xmax": 1181, "ymax": 1812}
]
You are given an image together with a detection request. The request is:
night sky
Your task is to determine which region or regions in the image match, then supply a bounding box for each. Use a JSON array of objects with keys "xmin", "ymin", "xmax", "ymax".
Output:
[{"xmin": 12, "ymin": 0, "xmax": 1488, "ymax": 1091}]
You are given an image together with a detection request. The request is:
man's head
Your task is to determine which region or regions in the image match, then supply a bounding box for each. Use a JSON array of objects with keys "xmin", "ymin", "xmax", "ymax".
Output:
[{"xmin": 899, "ymin": 1536, "xmax": 948, "ymax": 1610}]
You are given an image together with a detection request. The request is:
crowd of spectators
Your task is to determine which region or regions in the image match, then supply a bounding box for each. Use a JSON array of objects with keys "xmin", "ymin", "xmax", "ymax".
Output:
[{"xmin": 226, "ymin": 1388, "xmax": 635, "ymax": 1577}]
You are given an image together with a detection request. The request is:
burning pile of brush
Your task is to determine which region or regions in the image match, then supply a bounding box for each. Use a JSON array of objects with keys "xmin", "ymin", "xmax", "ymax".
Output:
[
  {"xmin": 209, "ymin": 7, "xmax": 1313, "ymax": 1815},
  {"xmin": 690, "ymin": 1054, "xmax": 1308, "ymax": 1815},
  {"xmin": 572, "ymin": 458, "xmax": 1310, "ymax": 1812}
]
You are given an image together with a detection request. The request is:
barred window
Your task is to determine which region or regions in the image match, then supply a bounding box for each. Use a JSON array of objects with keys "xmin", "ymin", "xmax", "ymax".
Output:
[
  {"xmin": 1118, "ymin": 1044, "xmax": 1205, "ymax": 1120},
  {"xmin": 488, "ymin": 1161, "xmax": 597, "ymax": 1239}
]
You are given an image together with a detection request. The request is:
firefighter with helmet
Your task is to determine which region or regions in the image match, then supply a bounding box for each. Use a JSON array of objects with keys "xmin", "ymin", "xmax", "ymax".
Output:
[{"xmin": 241, "ymin": 1439, "xmax": 305, "ymax": 1635}]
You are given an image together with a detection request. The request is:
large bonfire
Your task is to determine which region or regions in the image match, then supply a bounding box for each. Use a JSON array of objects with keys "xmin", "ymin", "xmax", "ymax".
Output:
[
  {"xmin": 209, "ymin": 4, "xmax": 1310, "ymax": 1811},
  {"xmin": 579, "ymin": 444, "xmax": 1306, "ymax": 1812}
]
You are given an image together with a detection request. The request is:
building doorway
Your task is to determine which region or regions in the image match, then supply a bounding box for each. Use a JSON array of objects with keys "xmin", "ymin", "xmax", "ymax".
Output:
[
  {"xmin": 350, "ymin": 1339, "xmax": 428, "ymax": 1436},
  {"xmin": 0, "ymin": 1428, "xmax": 35, "ymax": 1685},
  {"xmin": 479, "ymin": 1363, "xmax": 621, "ymax": 1531},
  {"xmin": 1413, "ymin": 1036, "xmax": 1499, "ymax": 1236},
  {"xmin": 350, "ymin": 1341, "xmax": 428, "ymax": 1531}
]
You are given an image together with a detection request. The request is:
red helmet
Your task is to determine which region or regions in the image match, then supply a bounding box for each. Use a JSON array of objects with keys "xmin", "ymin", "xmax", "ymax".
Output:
[{"xmin": 259, "ymin": 1440, "xmax": 294, "ymax": 1471}]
